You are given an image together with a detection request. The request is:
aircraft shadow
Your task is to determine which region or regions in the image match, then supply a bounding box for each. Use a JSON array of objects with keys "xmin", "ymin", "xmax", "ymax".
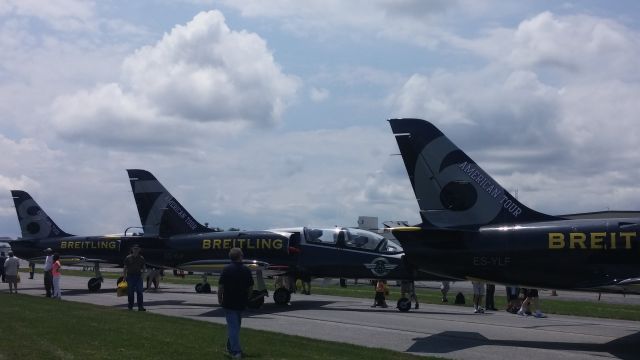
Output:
[
  {"xmin": 62, "ymin": 288, "xmax": 117, "ymax": 296},
  {"xmin": 111, "ymin": 299, "xmax": 213, "ymax": 309},
  {"xmin": 196, "ymin": 300, "xmax": 470, "ymax": 318},
  {"xmin": 407, "ymin": 330, "xmax": 640, "ymax": 359}
]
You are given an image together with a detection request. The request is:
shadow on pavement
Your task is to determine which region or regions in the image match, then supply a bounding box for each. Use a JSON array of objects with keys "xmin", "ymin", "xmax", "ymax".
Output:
[{"xmin": 407, "ymin": 330, "xmax": 640, "ymax": 360}]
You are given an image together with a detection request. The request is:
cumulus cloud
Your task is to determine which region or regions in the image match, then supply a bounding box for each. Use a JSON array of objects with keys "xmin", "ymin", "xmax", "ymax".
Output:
[
  {"xmin": 217, "ymin": 0, "xmax": 494, "ymax": 47},
  {"xmin": 389, "ymin": 11, "xmax": 640, "ymax": 213},
  {"xmin": 0, "ymin": 0, "xmax": 97, "ymax": 31},
  {"xmin": 51, "ymin": 10, "xmax": 300, "ymax": 147}
]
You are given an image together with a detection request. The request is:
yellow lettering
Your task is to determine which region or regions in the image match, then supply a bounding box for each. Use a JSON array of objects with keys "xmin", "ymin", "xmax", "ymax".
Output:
[
  {"xmin": 75, "ymin": 241, "xmax": 81, "ymax": 249},
  {"xmin": 273, "ymin": 239, "xmax": 283, "ymax": 249},
  {"xmin": 223, "ymin": 239, "xmax": 231, "ymax": 249},
  {"xmin": 237, "ymin": 239, "xmax": 246, "ymax": 248},
  {"xmin": 548, "ymin": 233, "xmax": 565, "ymax": 249},
  {"xmin": 590, "ymin": 232, "xmax": 605, "ymax": 250},
  {"xmin": 620, "ymin": 232, "xmax": 636, "ymax": 249},
  {"xmin": 569, "ymin": 233, "xmax": 586, "ymax": 249},
  {"xmin": 109, "ymin": 242, "xmax": 116, "ymax": 250},
  {"xmin": 61, "ymin": 241, "xmax": 67, "ymax": 249},
  {"xmin": 213, "ymin": 239, "xmax": 221, "ymax": 249},
  {"xmin": 202, "ymin": 239, "xmax": 211, "ymax": 250},
  {"xmin": 610, "ymin": 232, "xmax": 617, "ymax": 249}
]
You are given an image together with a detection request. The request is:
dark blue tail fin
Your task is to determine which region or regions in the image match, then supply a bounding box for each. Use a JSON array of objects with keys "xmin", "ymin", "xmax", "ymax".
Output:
[
  {"xmin": 10, "ymin": 190, "xmax": 74, "ymax": 239},
  {"xmin": 389, "ymin": 118, "xmax": 557, "ymax": 229},
  {"xmin": 127, "ymin": 169, "xmax": 210, "ymax": 237}
]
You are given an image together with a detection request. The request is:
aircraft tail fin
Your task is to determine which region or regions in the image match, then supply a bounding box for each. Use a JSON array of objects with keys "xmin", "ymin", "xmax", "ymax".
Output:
[
  {"xmin": 10, "ymin": 190, "xmax": 74, "ymax": 239},
  {"xmin": 389, "ymin": 118, "xmax": 557, "ymax": 229},
  {"xmin": 126, "ymin": 169, "xmax": 209, "ymax": 237}
]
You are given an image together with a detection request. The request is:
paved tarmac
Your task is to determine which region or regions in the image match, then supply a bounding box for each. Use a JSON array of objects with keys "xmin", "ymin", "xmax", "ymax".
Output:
[{"xmin": 6, "ymin": 273, "xmax": 640, "ymax": 359}]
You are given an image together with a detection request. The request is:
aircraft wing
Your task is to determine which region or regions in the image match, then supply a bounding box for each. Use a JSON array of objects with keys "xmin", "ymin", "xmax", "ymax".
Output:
[
  {"xmin": 26, "ymin": 255, "xmax": 121, "ymax": 267},
  {"xmin": 176, "ymin": 259, "xmax": 288, "ymax": 274}
]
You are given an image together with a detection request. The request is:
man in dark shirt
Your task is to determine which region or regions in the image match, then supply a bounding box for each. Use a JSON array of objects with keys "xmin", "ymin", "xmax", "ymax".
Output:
[
  {"xmin": 123, "ymin": 245, "xmax": 146, "ymax": 311},
  {"xmin": 218, "ymin": 248, "xmax": 254, "ymax": 359}
]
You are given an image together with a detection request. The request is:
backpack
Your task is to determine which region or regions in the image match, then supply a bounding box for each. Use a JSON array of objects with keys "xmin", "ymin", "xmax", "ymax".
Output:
[{"xmin": 454, "ymin": 292, "xmax": 465, "ymax": 305}]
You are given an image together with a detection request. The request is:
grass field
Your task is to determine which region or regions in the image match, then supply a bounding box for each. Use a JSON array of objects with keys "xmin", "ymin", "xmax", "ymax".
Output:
[
  {"xmin": 22, "ymin": 268, "xmax": 640, "ymax": 321},
  {"xmin": 0, "ymin": 293, "xmax": 437, "ymax": 360}
]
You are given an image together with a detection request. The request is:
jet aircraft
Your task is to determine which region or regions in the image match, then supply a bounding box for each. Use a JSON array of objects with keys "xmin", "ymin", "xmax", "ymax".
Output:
[
  {"xmin": 9, "ymin": 190, "xmax": 144, "ymax": 291},
  {"xmin": 388, "ymin": 118, "xmax": 640, "ymax": 293},
  {"xmin": 127, "ymin": 169, "xmax": 445, "ymax": 308}
]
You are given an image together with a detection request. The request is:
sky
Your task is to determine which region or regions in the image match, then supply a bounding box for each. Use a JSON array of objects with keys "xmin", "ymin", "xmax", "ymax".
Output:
[{"xmin": 1, "ymin": 0, "xmax": 640, "ymax": 238}]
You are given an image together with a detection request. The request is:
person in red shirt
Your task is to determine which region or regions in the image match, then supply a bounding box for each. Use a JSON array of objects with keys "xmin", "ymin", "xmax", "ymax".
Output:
[{"xmin": 52, "ymin": 253, "xmax": 62, "ymax": 299}]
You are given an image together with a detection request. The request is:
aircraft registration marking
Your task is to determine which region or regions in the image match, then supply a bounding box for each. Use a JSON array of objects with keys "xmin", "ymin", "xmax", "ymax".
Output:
[{"xmin": 548, "ymin": 232, "xmax": 636, "ymax": 249}]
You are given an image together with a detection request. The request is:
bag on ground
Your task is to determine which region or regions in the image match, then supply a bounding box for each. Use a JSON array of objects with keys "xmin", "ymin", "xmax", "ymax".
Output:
[{"xmin": 117, "ymin": 281, "xmax": 128, "ymax": 297}]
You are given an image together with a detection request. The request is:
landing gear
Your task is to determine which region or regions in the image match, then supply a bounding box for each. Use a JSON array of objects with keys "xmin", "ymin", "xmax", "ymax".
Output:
[
  {"xmin": 88, "ymin": 277, "xmax": 102, "ymax": 291},
  {"xmin": 87, "ymin": 262, "xmax": 103, "ymax": 292},
  {"xmin": 247, "ymin": 269, "xmax": 268, "ymax": 309},
  {"xmin": 273, "ymin": 287, "xmax": 291, "ymax": 305},
  {"xmin": 195, "ymin": 274, "xmax": 212, "ymax": 293},
  {"xmin": 397, "ymin": 297, "xmax": 412, "ymax": 312}
]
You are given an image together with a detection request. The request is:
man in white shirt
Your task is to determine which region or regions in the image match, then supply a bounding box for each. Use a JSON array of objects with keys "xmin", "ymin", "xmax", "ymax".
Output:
[
  {"xmin": 4, "ymin": 251, "xmax": 20, "ymax": 294},
  {"xmin": 43, "ymin": 248, "xmax": 53, "ymax": 297}
]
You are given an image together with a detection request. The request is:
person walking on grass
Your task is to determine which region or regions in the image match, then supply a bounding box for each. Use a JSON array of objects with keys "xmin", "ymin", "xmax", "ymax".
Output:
[
  {"xmin": 43, "ymin": 248, "xmax": 53, "ymax": 297},
  {"xmin": 123, "ymin": 244, "xmax": 146, "ymax": 311},
  {"xmin": 218, "ymin": 247, "xmax": 254, "ymax": 359},
  {"xmin": 4, "ymin": 251, "xmax": 19, "ymax": 294},
  {"xmin": 51, "ymin": 253, "xmax": 62, "ymax": 299}
]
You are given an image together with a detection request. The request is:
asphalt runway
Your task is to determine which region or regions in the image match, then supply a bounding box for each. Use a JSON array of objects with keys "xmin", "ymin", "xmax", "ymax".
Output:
[{"xmin": 6, "ymin": 274, "xmax": 640, "ymax": 360}]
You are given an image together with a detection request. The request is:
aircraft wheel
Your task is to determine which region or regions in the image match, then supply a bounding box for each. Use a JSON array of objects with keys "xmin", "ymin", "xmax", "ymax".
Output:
[
  {"xmin": 201, "ymin": 283, "xmax": 211, "ymax": 293},
  {"xmin": 273, "ymin": 287, "xmax": 291, "ymax": 305},
  {"xmin": 397, "ymin": 297, "xmax": 412, "ymax": 312},
  {"xmin": 195, "ymin": 283, "xmax": 203, "ymax": 293},
  {"xmin": 88, "ymin": 278, "xmax": 102, "ymax": 292},
  {"xmin": 247, "ymin": 290, "xmax": 265, "ymax": 309}
]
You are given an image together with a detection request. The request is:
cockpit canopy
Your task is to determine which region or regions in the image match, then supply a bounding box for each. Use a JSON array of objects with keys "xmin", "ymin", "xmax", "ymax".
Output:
[{"xmin": 305, "ymin": 227, "xmax": 403, "ymax": 254}]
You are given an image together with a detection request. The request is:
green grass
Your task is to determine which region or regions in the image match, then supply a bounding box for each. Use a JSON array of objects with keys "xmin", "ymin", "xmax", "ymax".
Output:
[
  {"xmin": 24, "ymin": 269, "xmax": 640, "ymax": 321},
  {"xmin": 0, "ymin": 293, "xmax": 434, "ymax": 360}
]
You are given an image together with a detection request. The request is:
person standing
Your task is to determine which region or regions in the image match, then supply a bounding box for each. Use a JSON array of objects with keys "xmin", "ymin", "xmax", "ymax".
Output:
[
  {"xmin": 472, "ymin": 281, "xmax": 485, "ymax": 313},
  {"xmin": 485, "ymin": 283, "xmax": 497, "ymax": 311},
  {"xmin": 3, "ymin": 251, "xmax": 20, "ymax": 294},
  {"xmin": 43, "ymin": 248, "xmax": 53, "ymax": 297},
  {"xmin": 218, "ymin": 248, "xmax": 254, "ymax": 359},
  {"xmin": 440, "ymin": 281, "xmax": 450, "ymax": 303},
  {"xmin": 0, "ymin": 251, "xmax": 6, "ymax": 283},
  {"xmin": 123, "ymin": 245, "xmax": 146, "ymax": 311},
  {"xmin": 372, "ymin": 280, "xmax": 389, "ymax": 308},
  {"xmin": 51, "ymin": 253, "xmax": 62, "ymax": 299},
  {"xmin": 28, "ymin": 262, "xmax": 35, "ymax": 279},
  {"xmin": 400, "ymin": 280, "xmax": 419, "ymax": 309}
]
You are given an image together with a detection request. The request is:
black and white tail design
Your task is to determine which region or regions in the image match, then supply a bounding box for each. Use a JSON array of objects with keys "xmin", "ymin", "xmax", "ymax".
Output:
[
  {"xmin": 127, "ymin": 169, "xmax": 210, "ymax": 237},
  {"xmin": 389, "ymin": 118, "xmax": 557, "ymax": 229},
  {"xmin": 10, "ymin": 190, "xmax": 74, "ymax": 240}
]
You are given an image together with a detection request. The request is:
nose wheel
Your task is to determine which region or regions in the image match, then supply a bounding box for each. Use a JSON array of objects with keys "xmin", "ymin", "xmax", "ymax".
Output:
[
  {"xmin": 273, "ymin": 287, "xmax": 291, "ymax": 305},
  {"xmin": 87, "ymin": 262, "xmax": 103, "ymax": 292},
  {"xmin": 397, "ymin": 297, "xmax": 412, "ymax": 312}
]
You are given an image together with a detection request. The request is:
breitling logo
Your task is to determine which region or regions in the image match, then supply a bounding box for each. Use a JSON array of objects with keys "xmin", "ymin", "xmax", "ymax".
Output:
[{"xmin": 364, "ymin": 257, "xmax": 398, "ymax": 277}]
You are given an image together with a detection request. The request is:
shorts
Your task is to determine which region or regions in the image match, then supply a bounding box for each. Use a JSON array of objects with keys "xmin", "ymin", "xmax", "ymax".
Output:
[
  {"xmin": 5, "ymin": 275, "xmax": 17, "ymax": 283},
  {"xmin": 472, "ymin": 281, "xmax": 485, "ymax": 295}
]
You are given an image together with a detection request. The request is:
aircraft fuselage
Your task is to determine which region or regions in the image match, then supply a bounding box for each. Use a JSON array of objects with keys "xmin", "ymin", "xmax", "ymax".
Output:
[{"xmin": 396, "ymin": 218, "xmax": 640, "ymax": 291}]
